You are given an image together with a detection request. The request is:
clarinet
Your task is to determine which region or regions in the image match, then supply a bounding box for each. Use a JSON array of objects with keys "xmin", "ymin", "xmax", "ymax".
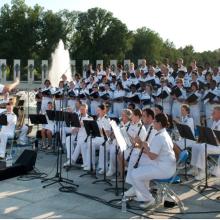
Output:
[
  {"xmin": 126, "ymin": 124, "xmax": 142, "ymax": 163},
  {"xmin": 133, "ymin": 125, "xmax": 153, "ymax": 168}
]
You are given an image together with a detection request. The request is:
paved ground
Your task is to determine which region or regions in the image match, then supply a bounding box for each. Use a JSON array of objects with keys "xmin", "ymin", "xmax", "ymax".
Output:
[{"xmin": 1, "ymin": 141, "xmax": 220, "ymax": 219}]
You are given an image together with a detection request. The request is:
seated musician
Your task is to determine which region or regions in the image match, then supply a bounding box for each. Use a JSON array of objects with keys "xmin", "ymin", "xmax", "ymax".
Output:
[
  {"xmin": 173, "ymin": 104, "xmax": 195, "ymax": 159},
  {"xmin": 0, "ymin": 102, "xmax": 17, "ymax": 159},
  {"xmin": 189, "ymin": 106, "xmax": 220, "ymax": 180},
  {"xmin": 41, "ymin": 102, "xmax": 55, "ymax": 150},
  {"xmin": 125, "ymin": 108, "xmax": 157, "ymax": 187},
  {"xmin": 84, "ymin": 104, "xmax": 111, "ymax": 173},
  {"xmin": 106, "ymin": 109, "xmax": 133, "ymax": 177},
  {"xmin": 63, "ymin": 103, "xmax": 92, "ymax": 168},
  {"xmin": 126, "ymin": 113, "xmax": 176, "ymax": 209}
]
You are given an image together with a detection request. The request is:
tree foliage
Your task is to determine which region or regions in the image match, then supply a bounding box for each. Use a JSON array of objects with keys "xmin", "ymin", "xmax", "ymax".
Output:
[{"xmin": 0, "ymin": 0, "xmax": 220, "ymax": 78}]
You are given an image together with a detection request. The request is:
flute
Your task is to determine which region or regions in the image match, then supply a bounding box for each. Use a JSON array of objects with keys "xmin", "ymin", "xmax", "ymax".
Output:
[{"xmin": 133, "ymin": 125, "xmax": 153, "ymax": 168}]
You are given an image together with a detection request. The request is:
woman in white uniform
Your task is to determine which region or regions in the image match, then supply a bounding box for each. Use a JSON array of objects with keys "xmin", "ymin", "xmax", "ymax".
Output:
[{"xmin": 128, "ymin": 113, "xmax": 176, "ymax": 209}]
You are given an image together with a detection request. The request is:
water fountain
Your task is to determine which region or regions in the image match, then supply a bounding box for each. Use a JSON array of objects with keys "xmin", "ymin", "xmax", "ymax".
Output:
[{"xmin": 48, "ymin": 39, "xmax": 72, "ymax": 87}]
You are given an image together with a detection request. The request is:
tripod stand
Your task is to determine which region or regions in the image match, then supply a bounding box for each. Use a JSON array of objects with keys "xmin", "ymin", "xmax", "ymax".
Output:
[
  {"xmin": 176, "ymin": 123, "xmax": 195, "ymax": 180},
  {"xmin": 80, "ymin": 120, "xmax": 101, "ymax": 179},
  {"xmin": 41, "ymin": 110, "xmax": 78, "ymax": 190},
  {"xmin": 197, "ymin": 126, "xmax": 219, "ymax": 193},
  {"xmin": 105, "ymin": 144, "xmax": 123, "ymax": 196}
]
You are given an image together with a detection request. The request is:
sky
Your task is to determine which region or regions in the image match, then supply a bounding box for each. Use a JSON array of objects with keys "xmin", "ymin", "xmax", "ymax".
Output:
[{"xmin": 1, "ymin": 0, "xmax": 220, "ymax": 52}]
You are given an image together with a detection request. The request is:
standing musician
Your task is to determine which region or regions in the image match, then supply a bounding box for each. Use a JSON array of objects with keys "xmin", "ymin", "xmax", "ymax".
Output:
[
  {"xmin": 53, "ymin": 80, "xmax": 65, "ymax": 111},
  {"xmin": 128, "ymin": 113, "xmax": 176, "ymax": 209},
  {"xmin": 189, "ymin": 106, "xmax": 220, "ymax": 180},
  {"xmin": 0, "ymin": 102, "xmax": 17, "ymax": 159},
  {"xmin": 63, "ymin": 103, "xmax": 92, "ymax": 168}
]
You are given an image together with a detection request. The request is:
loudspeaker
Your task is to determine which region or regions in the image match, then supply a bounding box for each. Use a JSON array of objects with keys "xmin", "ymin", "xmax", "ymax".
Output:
[
  {"xmin": 0, "ymin": 150, "xmax": 37, "ymax": 181},
  {"xmin": 15, "ymin": 149, "xmax": 37, "ymax": 172}
]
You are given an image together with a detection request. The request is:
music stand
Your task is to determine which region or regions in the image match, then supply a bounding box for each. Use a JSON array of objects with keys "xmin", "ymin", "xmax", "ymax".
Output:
[
  {"xmin": 0, "ymin": 114, "xmax": 7, "ymax": 126},
  {"xmin": 197, "ymin": 126, "xmax": 219, "ymax": 193},
  {"xmin": 92, "ymin": 128, "xmax": 112, "ymax": 186},
  {"xmin": 63, "ymin": 112, "xmax": 81, "ymax": 170},
  {"xmin": 80, "ymin": 120, "xmax": 101, "ymax": 179},
  {"xmin": 41, "ymin": 110, "xmax": 78, "ymax": 190},
  {"xmin": 108, "ymin": 120, "xmax": 128, "ymax": 204},
  {"xmin": 29, "ymin": 114, "xmax": 47, "ymax": 125},
  {"xmin": 176, "ymin": 123, "xmax": 195, "ymax": 179}
]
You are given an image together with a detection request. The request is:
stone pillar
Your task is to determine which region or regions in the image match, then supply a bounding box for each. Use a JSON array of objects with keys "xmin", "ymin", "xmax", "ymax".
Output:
[
  {"xmin": 96, "ymin": 60, "xmax": 103, "ymax": 68},
  {"xmin": 70, "ymin": 60, "xmax": 76, "ymax": 79},
  {"xmin": 124, "ymin": 59, "xmax": 130, "ymax": 72},
  {"xmin": 82, "ymin": 60, "xmax": 89, "ymax": 78},
  {"xmin": 110, "ymin": 60, "xmax": 117, "ymax": 73},
  {"xmin": 14, "ymin": 59, "xmax": 20, "ymax": 81},
  {"xmin": 138, "ymin": 59, "xmax": 144, "ymax": 68},
  {"xmin": 0, "ymin": 59, "xmax": 6, "ymax": 83},
  {"xmin": 41, "ymin": 60, "xmax": 48, "ymax": 83},
  {"xmin": 28, "ymin": 60, "xmax": 34, "ymax": 83}
]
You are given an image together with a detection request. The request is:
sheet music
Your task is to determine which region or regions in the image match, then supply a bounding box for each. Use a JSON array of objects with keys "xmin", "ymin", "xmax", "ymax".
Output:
[{"xmin": 110, "ymin": 120, "xmax": 128, "ymax": 152}]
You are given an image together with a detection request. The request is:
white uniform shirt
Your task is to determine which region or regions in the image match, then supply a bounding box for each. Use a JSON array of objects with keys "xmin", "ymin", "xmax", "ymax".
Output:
[
  {"xmin": 181, "ymin": 115, "xmax": 195, "ymax": 136},
  {"xmin": 149, "ymin": 128, "xmax": 176, "ymax": 168},
  {"xmin": 113, "ymin": 90, "xmax": 125, "ymax": 99},
  {"xmin": 212, "ymin": 120, "xmax": 220, "ymax": 130},
  {"xmin": 127, "ymin": 121, "xmax": 147, "ymax": 142},
  {"xmin": 1, "ymin": 112, "xmax": 17, "ymax": 135}
]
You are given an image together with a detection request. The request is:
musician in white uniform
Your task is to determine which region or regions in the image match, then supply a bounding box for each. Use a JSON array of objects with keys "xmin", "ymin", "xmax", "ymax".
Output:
[
  {"xmin": 106, "ymin": 109, "xmax": 133, "ymax": 177},
  {"xmin": 41, "ymin": 79, "xmax": 53, "ymax": 114},
  {"xmin": 125, "ymin": 108, "xmax": 157, "ymax": 187},
  {"xmin": 173, "ymin": 104, "xmax": 195, "ymax": 158},
  {"xmin": 84, "ymin": 104, "xmax": 111, "ymax": 172},
  {"xmin": 0, "ymin": 102, "xmax": 17, "ymax": 159},
  {"xmin": 190, "ymin": 106, "xmax": 220, "ymax": 180},
  {"xmin": 63, "ymin": 103, "xmax": 92, "ymax": 168},
  {"xmin": 41, "ymin": 102, "xmax": 55, "ymax": 149},
  {"xmin": 128, "ymin": 113, "xmax": 176, "ymax": 208}
]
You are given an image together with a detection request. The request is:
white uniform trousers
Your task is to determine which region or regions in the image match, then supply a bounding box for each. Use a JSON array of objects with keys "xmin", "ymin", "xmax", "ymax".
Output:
[
  {"xmin": 190, "ymin": 143, "xmax": 220, "ymax": 171},
  {"xmin": 108, "ymin": 141, "xmax": 117, "ymax": 173},
  {"xmin": 190, "ymin": 104, "xmax": 201, "ymax": 126},
  {"xmin": 65, "ymin": 134, "xmax": 77, "ymax": 159},
  {"xmin": 71, "ymin": 136, "xmax": 88, "ymax": 166},
  {"xmin": 18, "ymin": 125, "xmax": 28, "ymax": 145},
  {"xmin": 86, "ymin": 136, "xmax": 104, "ymax": 169},
  {"xmin": 172, "ymin": 101, "xmax": 182, "ymax": 119},
  {"xmin": 90, "ymin": 100, "xmax": 99, "ymax": 116},
  {"xmin": 98, "ymin": 142, "xmax": 109, "ymax": 170},
  {"xmin": 61, "ymin": 127, "xmax": 73, "ymax": 145},
  {"xmin": 0, "ymin": 132, "xmax": 14, "ymax": 157},
  {"xmin": 130, "ymin": 161, "xmax": 175, "ymax": 202},
  {"xmin": 113, "ymin": 102, "xmax": 124, "ymax": 118}
]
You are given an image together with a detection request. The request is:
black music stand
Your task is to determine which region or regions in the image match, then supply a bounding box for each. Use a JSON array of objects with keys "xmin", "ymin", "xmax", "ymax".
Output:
[
  {"xmin": 41, "ymin": 110, "xmax": 78, "ymax": 190},
  {"xmin": 29, "ymin": 114, "xmax": 47, "ymax": 125},
  {"xmin": 0, "ymin": 114, "xmax": 7, "ymax": 126},
  {"xmin": 105, "ymin": 144, "xmax": 123, "ymax": 196},
  {"xmin": 197, "ymin": 126, "xmax": 219, "ymax": 193},
  {"xmin": 176, "ymin": 123, "xmax": 195, "ymax": 179},
  {"xmin": 80, "ymin": 120, "xmax": 101, "ymax": 179},
  {"xmin": 63, "ymin": 112, "xmax": 81, "ymax": 170},
  {"xmin": 92, "ymin": 128, "xmax": 112, "ymax": 186}
]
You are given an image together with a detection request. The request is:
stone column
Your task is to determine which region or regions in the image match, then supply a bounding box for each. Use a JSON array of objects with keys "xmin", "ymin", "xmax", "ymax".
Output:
[
  {"xmin": 124, "ymin": 59, "xmax": 130, "ymax": 72},
  {"xmin": 28, "ymin": 60, "xmax": 34, "ymax": 83},
  {"xmin": 0, "ymin": 59, "xmax": 6, "ymax": 83},
  {"xmin": 82, "ymin": 60, "xmax": 89, "ymax": 78},
  {"xmin": 41, "ymin": 60, "xmax": 48, "ymax": 84},
  {"xmin": 14, "ymin": 59, "xmax": 20, "ymax": 81},
  {"xmin": 70, "ymin": 60, "xmax": 76, "ymax": 79},
  {"xmin": 110, "ymin": 60, "xmax": 117, "ymax": 73}
]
